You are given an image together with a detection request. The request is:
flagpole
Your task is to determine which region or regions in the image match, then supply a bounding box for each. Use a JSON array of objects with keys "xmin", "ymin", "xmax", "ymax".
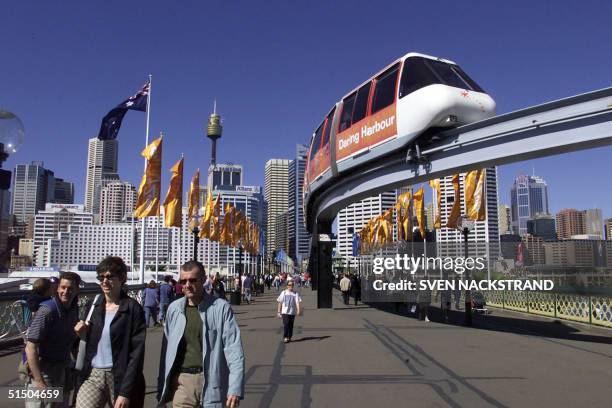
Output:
[{"xmin": 139, "ymin": 74, "xmax": 152, "ymax": 284}]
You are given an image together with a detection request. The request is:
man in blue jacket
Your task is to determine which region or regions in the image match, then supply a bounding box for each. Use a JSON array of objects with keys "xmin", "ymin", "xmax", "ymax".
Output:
[{"xmin": 158, "ymin": 261, "xmax": 244, "ymax": 408}]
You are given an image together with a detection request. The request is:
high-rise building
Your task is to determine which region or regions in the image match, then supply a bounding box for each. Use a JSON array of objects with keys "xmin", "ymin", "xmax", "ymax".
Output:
[
  {"xmin": 275, "ymin": 211, "xmax": 289, "ymax": 256},
  {"xmin": 11, "ymin": 161, "xmax": 55, "ymax": 223},
  {"xmin": 33, "ymin": 203, "xmax": 94, "ymax": 264},
  {"xmin": 287, "ymin": 144, "xmax": 310, "ymax": 264},
  {"xmin": 337, "ymin": 192, "xmax": 397, "ymax": 266},
  {"xmin": 605, "ymin": 218, "xmax": 612, "ymax": 241},
  {"xmin": 85, "ymin": 138, "xmax": 118, "ymax": 215},
  {"xmin": 556, "ymin": 209, "xmax": 586, "ymax": 240},
  {"xmin": 437, "ymin": 167, "xmax": 500, "ymax": 263},
  {"xmin": 584, "ymin": 209, "xmax": 604, "ymax": 240},
  {"xmin": 52, "ymin": 178, "xmax": 74, "ymax": 204},
  {"xmin": 510, "ymin": 175, "xmax": 549, "ymax": 235},
  {"xmin": 100, "ymin": 181, "xmax": 136, "ymax": 224},
  {"xmin": 526, "ymin": 214, "xmax": 556, "ymax": 240},
  {"xmin": 208, "ymin": 164, "xmax": 242, "ymax": 191},
  {"xmin": 498, "ymin": 204, "xmax": 512, "ymax": 235},
  {"xmin": 264, "ymin": 159, "xmax": 289, "ymax": 258}
]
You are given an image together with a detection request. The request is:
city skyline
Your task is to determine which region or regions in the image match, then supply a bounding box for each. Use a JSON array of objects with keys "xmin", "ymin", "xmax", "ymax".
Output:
[{"xmin": 2, "ymin": 2, "xmax": 611, "ymax": 219}]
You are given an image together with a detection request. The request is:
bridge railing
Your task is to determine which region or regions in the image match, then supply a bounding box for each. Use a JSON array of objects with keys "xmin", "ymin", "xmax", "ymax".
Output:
[
  {"xmin": 0, "ymin": 284, "xmax": 146, "ymax": 344},
  {"xmin": 481, "ymin": 290, "xmax": 612, "ymax": 328}
]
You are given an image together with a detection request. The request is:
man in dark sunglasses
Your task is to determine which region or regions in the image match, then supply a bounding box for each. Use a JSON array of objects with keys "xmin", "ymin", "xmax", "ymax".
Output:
[{"xmin": 158, "ymin": 261, "xmax": 244, "ymax": 408}]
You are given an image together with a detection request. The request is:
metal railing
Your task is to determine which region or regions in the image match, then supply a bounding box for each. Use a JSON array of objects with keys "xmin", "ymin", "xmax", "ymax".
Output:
[
  {"xmin": 0, "ymin": 285, "xmax": 146, "ymax": 343},
  {"xmin": 482, "ymin": 289, "xmax": 612, "ymax": 328}
]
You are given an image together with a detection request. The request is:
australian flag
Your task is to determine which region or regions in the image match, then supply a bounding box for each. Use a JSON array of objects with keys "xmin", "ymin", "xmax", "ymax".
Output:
[{"xmin": 97, "ymin": 80, "xmax": 150, "ymax": 140}]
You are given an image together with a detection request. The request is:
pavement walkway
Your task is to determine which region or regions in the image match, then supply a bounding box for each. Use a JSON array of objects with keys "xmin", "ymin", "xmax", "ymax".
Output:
[{"xmin": 1, "ymin": 287, "xmax": 611, "ymax": 407}]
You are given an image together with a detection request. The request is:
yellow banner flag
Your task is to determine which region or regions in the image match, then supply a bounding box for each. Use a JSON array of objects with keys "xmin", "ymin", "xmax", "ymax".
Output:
[
  {"xmin": 163, "ymin": 157, "xmax": 183, "ymax": 228},
  {"xmin": 395, "ymin": 191, "xmax": 412, "ymax": 241},
  {"xmin": 428, "ymin": 179, "xmax": 442, "ymax": 229},
  {"xmin": 199, "ymin": 190, "xmax": 213, "ymax": 239},
  {"xmin": 445, "ymin": 175, "xmax": 461, "ymax": 229},
  {"xmin": 212, "ymin": 195, "xmax": 221, "ymax": 240},
  {"xmin": 220, "ymin": 204, "xmax": 235, "ymax": 246},
  {"xmin": 187, "ymin": 169, "xmax": 200, "ymax": 229},
  {"xmin": 134, "ymin": 136, "xmax": 162, "ymax": 218},
  {"xmin": 465, "ymin": 169, "xmax": 486, "ymax": 221},
  {"xmin": 414, "ymin": 187, "xmax": 426, "ymax": 239}
]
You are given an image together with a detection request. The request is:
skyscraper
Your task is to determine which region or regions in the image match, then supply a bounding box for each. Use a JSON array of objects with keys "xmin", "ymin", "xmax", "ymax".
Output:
[
  {"xmin": 584, "ymin": 209, "xmax": 604, "ymax": 239},
  {"xmin": 100, "ymin": 181, "xmax": 136, "ymax": 224},
  {"xmin": 52, "ymin": 178, "xmax": 74, "ymax": 204},
  {"xmin": 264, "ymin": 159, "xmax": 289, "ymax": 258},
  {"xmin": 207, "ymin": 164, "xmax": 243, "ymax": 191},
  {"xmin": 510, "ymin": 175, "xmax": 549, "ymax": 235},
  {"xmin": 498, "ymin": 204, "xmax": 511, "ymax": 235},
  {"xmin": 11, "ymin": 161, "xmax": 55, "ymax": 223},
  {"xmin": 85, "ymin": 138, "xmax": 118, "ymax": 216},
  {"xmin": 287, "ymin": 144, "xmax": 310, "ymax": 264},
  {"xmin": 604, "ymin": 218, "xmax": 612, "ymax": 240},
  {"xmin": 556, "ymin": 209, "xmax": 586, "ymax": 240}
]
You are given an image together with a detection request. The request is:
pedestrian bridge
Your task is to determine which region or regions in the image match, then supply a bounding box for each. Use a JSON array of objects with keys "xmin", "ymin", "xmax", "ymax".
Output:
[{"xmin": 0, "ymin": 287, "xmax": 610, "ymax": 407}]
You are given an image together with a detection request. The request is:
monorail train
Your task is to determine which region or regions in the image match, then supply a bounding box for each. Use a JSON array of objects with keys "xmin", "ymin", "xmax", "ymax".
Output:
[{"xmin": 303, "ymin": 52, "xmax": 496, "ymax": 219}]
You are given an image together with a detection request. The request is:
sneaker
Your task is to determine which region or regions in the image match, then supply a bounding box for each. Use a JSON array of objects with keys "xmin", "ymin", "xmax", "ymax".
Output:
[
  {"xmin": 425, "ymin": 316, "xmax": 430, "ymax": 322},
  {"xmin": 283, "ymin": 338, "xmax": 289, "ymax": 343}
]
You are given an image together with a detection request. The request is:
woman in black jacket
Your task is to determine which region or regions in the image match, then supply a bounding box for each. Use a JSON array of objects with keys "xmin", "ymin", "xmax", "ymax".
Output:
[{"xmin": 74, "ymin": 256, "xmax": 146, "ymax": 408}]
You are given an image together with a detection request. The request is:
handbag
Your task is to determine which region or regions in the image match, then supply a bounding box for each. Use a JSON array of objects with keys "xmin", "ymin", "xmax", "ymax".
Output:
[{"xmin": 75, "ymin": 294, "xmax": 100, "ymax": 371}]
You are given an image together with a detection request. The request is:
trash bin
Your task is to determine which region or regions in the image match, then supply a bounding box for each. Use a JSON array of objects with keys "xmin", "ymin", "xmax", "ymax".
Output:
[{"xmin": 230, "ymin": 290, "xmax": 241, "ymax": 305}]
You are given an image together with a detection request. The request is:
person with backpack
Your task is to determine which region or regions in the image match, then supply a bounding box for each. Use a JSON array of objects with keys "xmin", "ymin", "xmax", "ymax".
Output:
[{"xmin": 24, "ymin": 272, "xmax": 81, "ymax": 407}]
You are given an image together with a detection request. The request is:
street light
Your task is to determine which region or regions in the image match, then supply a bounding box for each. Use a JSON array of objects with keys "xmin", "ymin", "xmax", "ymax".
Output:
[{"xmin": 457, "ymin": 215, "xmax": 475, "ymax": 326}]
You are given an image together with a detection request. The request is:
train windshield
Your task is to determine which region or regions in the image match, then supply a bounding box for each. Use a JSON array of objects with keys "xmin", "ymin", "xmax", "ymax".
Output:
[{"xmin": 399, "ymin": 57, "xmax": 485, "ymax": 98}]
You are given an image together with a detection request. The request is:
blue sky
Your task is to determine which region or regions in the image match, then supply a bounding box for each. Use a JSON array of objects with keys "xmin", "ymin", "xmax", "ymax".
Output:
[{"xmin": 1, "ymin": 1, "xmax": 611, "ymax": 219}]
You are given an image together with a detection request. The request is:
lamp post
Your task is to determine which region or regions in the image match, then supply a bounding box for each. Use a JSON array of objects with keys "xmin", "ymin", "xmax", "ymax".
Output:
[
  {"xmin": 192, "ymin": 225, "xmax": 200, "ymax": 261},
  {"xmin": 458, "ymin": 216, "xmax": 475, "ymax": 326}
]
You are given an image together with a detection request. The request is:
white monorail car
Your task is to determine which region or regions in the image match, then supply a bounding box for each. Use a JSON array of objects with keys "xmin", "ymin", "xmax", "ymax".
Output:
[{"xmin": 303, "ymin": 52, "xmax": 496, "ymax": 209}]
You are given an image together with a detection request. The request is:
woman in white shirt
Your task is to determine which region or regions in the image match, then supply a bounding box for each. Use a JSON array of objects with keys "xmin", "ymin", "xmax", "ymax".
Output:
[{"xmin": 276, "ymin": 280, "xmax": 302, "ymax": 343}]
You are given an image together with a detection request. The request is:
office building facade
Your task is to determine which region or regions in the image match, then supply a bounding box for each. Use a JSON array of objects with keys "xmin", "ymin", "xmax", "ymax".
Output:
[
  {"xmin": 264, "ymin": 159, "xmax": 289, "ymax": 258},
  {"xmin": 85, "ymin": 138, "xmax": 118, "ymax": 215}
]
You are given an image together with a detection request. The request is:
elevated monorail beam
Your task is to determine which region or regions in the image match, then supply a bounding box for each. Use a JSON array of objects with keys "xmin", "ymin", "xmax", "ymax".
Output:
[{"xmin": 313, "ymin": 87, "xmax": 612, "ymax": 226}]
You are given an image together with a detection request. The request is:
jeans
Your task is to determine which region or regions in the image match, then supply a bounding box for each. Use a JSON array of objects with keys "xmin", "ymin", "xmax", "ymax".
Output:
[
  {"xmin": 282, "ymin": 314, "xmax": 295, "ymax": 339},
  {"xmin": 144, "ymin": 306, "xmax": 158, "ymax": 327},
  {"xmin": 159, "ymin": 303, "xmax": 169, "ymax": 322},
  {"xmin": 25, "ymin": 359, "xmax": 70, "ymax": 408},
  {"xmin": 244, "ymin": 289, "xmax": 252, "ymax": 303}
]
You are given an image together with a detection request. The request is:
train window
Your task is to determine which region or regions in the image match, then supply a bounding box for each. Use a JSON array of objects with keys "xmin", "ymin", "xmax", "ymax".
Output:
[
  {"xmin": 352, "ymin": 82, "xmax": 371, "ymax": 124},
  {"xmin": 451, "ymin": 65, "xmax": 485, "ymax": 93},
  {"xmin": 321, "ymin": 107, "xmax": 336, "ymax": 147},
  {"xmin": 426, "ymin": 59, "xmax": 470, "ymax": 90},
  {"xmin": 399, "ymin": 57, "xmax": 438, "ymax": 98},
  {"xmin": 371, "ymin": 63, "xmax": 400, "ymax": 114},
  {"xmin": 311, "ymin": 122, "xmax": 324, "ymax": 155},
  {"xmin": 339, "ymin": 93, "xmax": 356, "ymax": 132}
]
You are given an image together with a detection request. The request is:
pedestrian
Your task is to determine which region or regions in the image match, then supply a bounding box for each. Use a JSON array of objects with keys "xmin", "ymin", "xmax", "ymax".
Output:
[
  {"xmin": 272, "ymin": 275, "xmax": 281, "ymax": 292},
  {"xmin": 213, "ymin": 273, "xmax": 227, "ymax": 300},
  {"xmin": 276, "ymin": 280, "xmax": 302, "ymax": 343},
  {"xmin": 242, "ymin": 274, "xmax": 253, "ymax": 304},
  {"xmin": 350, "ymin": 274, "xmax": 361, "ymax": 306},
  {"xmin": 339, "ymin": 273, "xmax": 351, "ymax": 305},
  {"xmin": 158, "ymin": 261, "xmax": 244, "ymax": 408},
  {"xmin": 159, "ymin": 275, "xmax": 174, "ymax": 324},
  {"xmin": 144, "ymin": 280, "xmax": 160, "ymax": 327},
  {"xmin": 74, "ymin": 256, "xmax": 146, "ymax": 408},
  {"xmin": 24, "ymin": 272, "xmax": 81, "ymax": 407},
  {"xmin": 26, "ymin": 277, "xmax": 52, "ymax": 314},
  {"xmin": 174, "ymin": 278, "xmax": 184, "ymax": 299}
]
